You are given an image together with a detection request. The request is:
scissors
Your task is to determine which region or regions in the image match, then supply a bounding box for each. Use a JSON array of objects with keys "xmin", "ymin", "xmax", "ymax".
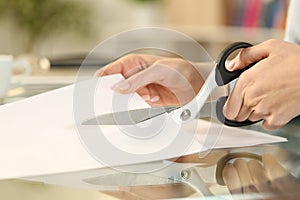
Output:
[{"xmin": 82, "ymin": 42, "xmax": 260, "ymax": 127}]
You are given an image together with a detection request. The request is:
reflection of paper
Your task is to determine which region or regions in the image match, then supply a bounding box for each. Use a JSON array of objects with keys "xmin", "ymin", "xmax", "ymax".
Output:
[
  {"xmin": 0, "ymin": 74, "xmax": 286, "ymax": 179},
  {"xmin": 184, "ymin": 120, "xmax": 287, "ymax": 149}
]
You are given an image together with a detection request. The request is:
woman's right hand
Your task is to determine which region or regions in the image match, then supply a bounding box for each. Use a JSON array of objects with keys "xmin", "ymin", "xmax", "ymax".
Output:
[
  {"xmin": 95, "ymin": 54, "xmax": 211, "ymax": 106},
  {"xmin": 223, "ymin": 39, "xmax": 300, "ymax": 130}
]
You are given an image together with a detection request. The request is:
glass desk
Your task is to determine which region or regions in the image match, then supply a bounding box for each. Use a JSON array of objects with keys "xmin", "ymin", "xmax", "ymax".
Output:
[
  {"xmin": 1, "ymin": 74, "xmax": 300, "ymax": 200},
  {"xmin": 94, "ymin": 120, "xmax": 300, "ymax": 200}
]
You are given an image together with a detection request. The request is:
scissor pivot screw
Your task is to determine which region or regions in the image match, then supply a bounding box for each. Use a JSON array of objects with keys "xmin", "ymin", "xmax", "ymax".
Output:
[
  {"xmin": 180, "ymin": 109, "xmax": 191, "ymax": 121},
  {"xmin": 181, "ymin": 170, "xmax": 191, "ymax": 180}
]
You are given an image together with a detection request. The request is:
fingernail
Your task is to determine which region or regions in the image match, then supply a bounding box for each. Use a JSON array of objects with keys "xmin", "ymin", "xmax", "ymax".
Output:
[
  {"xmin": 114, "ymin": 81, "xmax": 130, "ymax": 91},
  {"xmin": 226, "ymin": 60, "xmax": 235, "ymax": 71},
  {"xmin": 223, "ymin": 103, "xmax": 234, "ymax": 119},
  {"xmin": 223, "ymin": 104, "xmax": 229, "ymax": 117},
  {"xmin": 150, "ymin": 96, "xmax": 160, "ymax": 103},
  {"xmin": 224, "ymin": 108, "xmax": 235, "ymax": 120},
  {"xmin": 141, "ymin": 95, "xmax": 150, "ymax": 101},
  {"xmin": 223, "ymin": 104, "xmax": 227, "ymax": 114}
]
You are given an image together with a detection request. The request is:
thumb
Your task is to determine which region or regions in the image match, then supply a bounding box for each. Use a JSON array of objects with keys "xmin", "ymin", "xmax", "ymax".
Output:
[{"xmin": 226, "ymin": 43, "xmax": 269, "ymax": 71}]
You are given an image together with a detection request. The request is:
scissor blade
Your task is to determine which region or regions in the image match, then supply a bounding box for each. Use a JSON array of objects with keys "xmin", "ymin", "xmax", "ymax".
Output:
[
  {"xmin": 82, "ymin": 101, "xmax": 218, "ymax": 126},
  {"xmin": 82, "ymin": 106, "xmax": 180, "ymax": 125},
  {"xmin": 197, "ymin": 100, "xmax": 217, "ymax": 118}
]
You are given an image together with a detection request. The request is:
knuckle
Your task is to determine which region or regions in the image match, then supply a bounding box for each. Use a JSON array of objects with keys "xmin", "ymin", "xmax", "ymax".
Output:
[
  {"xmin": 237, "ymin": 71, "xmax": 251, "ymax": 84},
  {"xmin": 121, "ymin": 54, "xmax": 143, "ymax": 66},
  {"xmin": 153, "ymin": 60, "xmax": 178, "ymax": 77},
  {"xmin": 265, "ymin": 39, "xmax": 277, "ymax": 45},
  {"xmin": 155, "ymin": 59, "xmax": 168, "ymax": 65},
  {"xmin": 243, "ymin": 95, "xmax": 257, "ymax": 109},
  {"xmin": 263, "ymin": 115, "xmax": 283, "ymax": 130},
  {"xmin": 248, "ymin": 100, "xmax": 266, "ymax": 122},
  {"xmin": 123, "ymin": 53, "xmax": 138, "ymax": 60},
  {"xmin": 263, "ymin": 39, "xmax": 280, "ymax": 49},
  {"xmin": 236, "ymin": 71, "xmax": 254, "ymax": 93},
  {"xmin": 155, "ymin": 59, "xmax": 173, "ymax": 69},
  {"xmin": 262, "ymin": 121, "xmax": 273, "ymax": 130},
  {"xmin": 252, "ymin": 108, "xmax": 265, "ymax": 117},
  {"xmin": 243, "ymin": 101, "xmax": 253, "ymax": 109},
  {"xmin": 246, "ymin": 99, "xmax": 258, "ymax": 110}
]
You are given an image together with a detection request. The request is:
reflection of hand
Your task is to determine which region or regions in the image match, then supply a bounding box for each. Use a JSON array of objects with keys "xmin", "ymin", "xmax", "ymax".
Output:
[
  {"xmin": 223, "ymin": 39, "xmax": 300, "ymax": 130},
  {"xmin": 223, "ymin": 154, "xmax": 300, "ymax": 199},
  {"xmin": 102, "ymin": 183, "xmax": 195, "ymax": 200},
  {"xmin": 174, "ymin": 149, "xmax": 229, "ymax": 166},
  {"xmin": 101, "ymin": 150, "xmax": 228, "ymax": 200},
  {"xmin": 95, "ymin": 54, "xmax": 209, "ymax": 106}
]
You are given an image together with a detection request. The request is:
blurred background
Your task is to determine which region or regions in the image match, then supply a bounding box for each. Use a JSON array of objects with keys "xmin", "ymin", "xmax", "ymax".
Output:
[
  {"xmin": 0, "ymin": 0, "xmax": 289, "ymax": 63},
  {"xmin": 0, "ymin": 1, "xmax": 294, "ymax": 200},
  {"xmin": 0, "ymin": 0, "xmax": 290, "ymax": 106}
]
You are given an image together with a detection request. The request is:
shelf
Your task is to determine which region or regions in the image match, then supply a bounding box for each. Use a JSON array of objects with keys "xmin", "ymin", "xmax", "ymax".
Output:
[{"xmin": 166, "ymin": 25, "xmax": 285, "ymax": 44}]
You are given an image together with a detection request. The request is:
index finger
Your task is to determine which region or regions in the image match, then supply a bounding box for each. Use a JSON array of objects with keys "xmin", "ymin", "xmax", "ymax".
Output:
[
  {"xmin": 94, "ymin": 54, "xmax": 160, "ymax": 77},
  {"xmin": 228, "ymin": 40, "xmax": 273, "ymax": 71}
]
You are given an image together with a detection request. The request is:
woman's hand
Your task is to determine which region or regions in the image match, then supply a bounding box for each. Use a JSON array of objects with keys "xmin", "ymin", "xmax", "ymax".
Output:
[
  {"xmin": 95, "ymin": 54, "xmax": 211, "ymax": 106},
  {"xmin": 224, "ymin": 39, "xmax": 300, "ymax": 130}
]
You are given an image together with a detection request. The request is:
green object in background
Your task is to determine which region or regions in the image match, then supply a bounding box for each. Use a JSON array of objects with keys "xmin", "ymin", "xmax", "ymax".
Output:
[
  {"xmin": 132, "ymin": 0, "xmax": 159, "ymax": 2},
  {"xmin": 0, "ymin": 0, "xmax": 90, "ymax": 52},
  {"xmin": 130, "ymin": 0, "xmax": 160, "ymax": 4}
]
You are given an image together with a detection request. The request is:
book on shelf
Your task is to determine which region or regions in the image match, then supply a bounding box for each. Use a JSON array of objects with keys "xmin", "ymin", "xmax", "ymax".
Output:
[{"xmin": 225, "ymin": 0, "xmax": 289, "ymax": 30}]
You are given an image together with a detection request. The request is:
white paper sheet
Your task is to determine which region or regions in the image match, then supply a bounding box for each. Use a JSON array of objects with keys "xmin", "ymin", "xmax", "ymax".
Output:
[{"xmin": 0, "ymin": 74, "xmax": 286, "ymax": 179}]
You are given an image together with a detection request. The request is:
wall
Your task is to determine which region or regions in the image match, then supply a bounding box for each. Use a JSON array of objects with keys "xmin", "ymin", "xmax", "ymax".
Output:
[{"xmin": 0, "ymin": 0, "xmax": 286, "ymax": 59}]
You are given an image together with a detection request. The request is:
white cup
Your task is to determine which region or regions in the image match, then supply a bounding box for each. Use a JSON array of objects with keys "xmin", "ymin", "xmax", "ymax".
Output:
[{"xmin": 0, "ymin": 55, "xmax": 31, "ymax": 98}]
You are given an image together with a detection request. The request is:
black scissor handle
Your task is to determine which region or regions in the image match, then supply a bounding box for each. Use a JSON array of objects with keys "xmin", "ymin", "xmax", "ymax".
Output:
[
  {"xmin": 216, "ymin": 96, "xmax": 262, "ymax": 127},
  {"xmin": 214, "ymin": 42, "xmax": 262, "ymax": 127},
  {"xmin": 215, "ymin": 42, "xmax": 256, "ymax": 86},
  {"xmin": 216, "ymin": 152, "xmax": 262, "ymax": 185}
]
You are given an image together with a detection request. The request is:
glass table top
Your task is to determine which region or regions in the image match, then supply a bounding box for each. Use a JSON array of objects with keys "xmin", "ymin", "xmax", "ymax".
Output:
[
  {"xmin": 97, "ymin": 120, "xmax": 300, "ymax": 199},
  {"xmin": 1, "ymin": 78, "xmax": 300, "ymax": 200}
]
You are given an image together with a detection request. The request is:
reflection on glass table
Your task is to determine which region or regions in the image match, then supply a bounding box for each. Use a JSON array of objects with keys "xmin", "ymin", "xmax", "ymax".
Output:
[
  {"xmin": 0, "ymin": 76, "xmax": 76, "ymax": 104},
  {"xmin": 222, "ymin": 153, "xmax": 300, "ymax": 200},
  {"xmin": 96, "ymin": 120, "xmax": 300, "ymax": 200}
]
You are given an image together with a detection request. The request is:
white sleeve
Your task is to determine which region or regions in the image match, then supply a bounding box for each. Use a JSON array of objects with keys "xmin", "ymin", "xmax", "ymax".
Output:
[{"xmin": 284, "ymin": 0, "xmax": 300, "ymax": 44}]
